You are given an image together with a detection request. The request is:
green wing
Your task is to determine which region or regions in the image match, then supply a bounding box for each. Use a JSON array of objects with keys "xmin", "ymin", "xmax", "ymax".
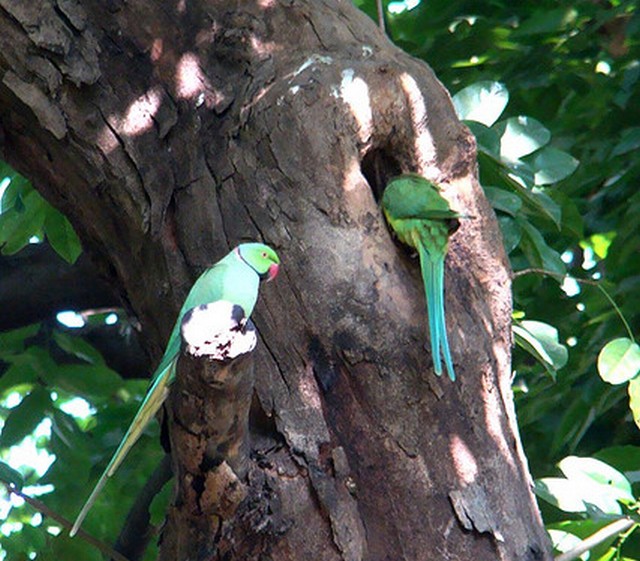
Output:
[{"xmin": 382, "ymin": 175, "xmax": 460, "ymax": 221}]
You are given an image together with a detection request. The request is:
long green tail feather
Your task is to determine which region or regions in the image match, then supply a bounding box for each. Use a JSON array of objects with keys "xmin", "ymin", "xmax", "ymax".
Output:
[
  {"xmin": 69, "ymin": 359, "xmax": 175, "ymax": 537},
  {"xmin": 418, "ymin": 244, "xmax": 442, "ymax": 376},
  {"xmin": 433, "ymin": 256, "xmax": 456, "ymax": 381}
]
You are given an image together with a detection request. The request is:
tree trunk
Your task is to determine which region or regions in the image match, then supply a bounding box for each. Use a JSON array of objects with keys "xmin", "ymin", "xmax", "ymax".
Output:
[{"xmin": 0, "ymin": 1, "xmax": 551, "ymax": 560}]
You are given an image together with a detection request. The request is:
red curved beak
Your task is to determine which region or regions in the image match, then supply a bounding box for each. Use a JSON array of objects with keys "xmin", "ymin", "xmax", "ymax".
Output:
[{"xmin": 267, "ymin": 263, "xmax": 279, "ymax": 282}]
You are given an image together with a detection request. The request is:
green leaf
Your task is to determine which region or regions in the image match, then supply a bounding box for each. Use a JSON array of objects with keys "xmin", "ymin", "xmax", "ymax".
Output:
[
  {"xmin": 497, "ymin": 215, "xmax": 522, "ymax": 254},
  {"xmin": 547, "ymin": 529, "xmax": 587, "ymax": 560},
  {"xmin": 484, "ymin": 186, "xmax": 522, "ymax": 217},
  {"xmin": 535, "ymin": 473, "xmax": 624, "ymax": 516},
  {"xmin": 0, "ymin": 363, "xmax": 37, "ymax": 398},
  {"xmin": 452, "ymin": 81, "xmax": 508, "ymax": 127},
  {"xmin": 44, "ymin": 209, "xmax": 82, "ymax": 264},
  {"xmin": 51, "ymin": 408, "xmax": 85, "ymax": 449},
  {"xmin": 550, "ymin": 397, "xmax": 595, "ymax": 458},
  {"xmin": 528, "ymin": 188, "xmax": 562, "ymax": 228},
  {"xmin": 518, "ymin": 220, "xmax": 566, "ymax": 275},
  {"xmin": 490, "ymin": 161, "xmax": 562, "ymax": 227},
  {"xmin": 559, "ymin": 456, "xmax": 635, "ymax": 504},
  {"xmin": 531, "ymin": 147, "xmax": 579, "ymax": 186},
  {"xmin": 0, "ymin": 190, "xmax": 47, "ymax": 255},
  {"xmin": 19, "ymin": 526, "xmax": 46, "ymax": 553},
  {"xmin": 495, "ymin": 116, "xmax": 551, "ymax": 161},
  {"xmin": 513, "ymin": 7, "xmax": 578, "ymax": 36},
  {"xmin": 0, "ymin": 324, "xmax": 40, "ymax": 356},
  {"xmin": 595, "ymin": 446, "xmax": 640, "ymax": 478},
  {"xmin": 628, "ymin": 376, "xmax": 640, "ymax": 431},
  {"xmin": 503, "ymin": 158, "xmax": 536, "ymax": 189},
  {"xmin": 597, "ymin": 338, "xmax": 640, "ymax": 385},
  {"xmin": 514, "ymin": 320, "xmax": 568, "ymax": 376},
  {"xmin": 46, "ymin": 364, "xmax": 124, "ymax": 400},
  {"xmin": 0, "ymin": 172, "xmax": 31, "ymax": 212},
  {"xmin": 0, "ymin": 388, "xmax": 52, "ymax": 448},
  {"xmin": 0, "ymin": 346, "xmax": 58, "ymax": 398},
  {"xmin": 553, "ymin": 190, "xmax": 584, "ymax": 239},
  {"xmin": 534, "ymin": 477, "xmax": 587, "ymax": 513},
  {"xmin": 53, "ymin": 331, "xmax": 105, "ymax": 366},
  {"xmin": 465, "ymin": 121, "xmax": 501, "ymax": 158},
  {"xmin": 0, "ymin": 461, "xmax": 25, "ymax": 491},
  {"xmin": 611, "ymin": 127, "xmax": 640, "ymax": 157}
]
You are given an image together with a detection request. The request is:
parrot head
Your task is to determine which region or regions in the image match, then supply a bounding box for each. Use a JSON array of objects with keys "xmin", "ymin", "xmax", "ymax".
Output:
[{"xmin": 236, "ymin": 243, "xmax": 280, "ymax": 281}]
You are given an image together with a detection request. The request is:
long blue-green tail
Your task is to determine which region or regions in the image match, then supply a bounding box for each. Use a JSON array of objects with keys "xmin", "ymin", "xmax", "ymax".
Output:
[
  {"xmin": 418, "ymin": 245, "xmax": 456, "ymax": 381},
  {"xmin": 420, "ymin": 246, "xmax": 442, "ymax": 376},
  {"xmin": 433, "ymin": 255, "xmax": 456, "ymax": 381}
]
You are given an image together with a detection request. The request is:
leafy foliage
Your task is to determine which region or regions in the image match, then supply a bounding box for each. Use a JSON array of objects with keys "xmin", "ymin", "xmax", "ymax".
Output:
[
  {"xmin": 598, "ymin": 338, "xmax": 640, "ymax": 386},
  {"xmin": 0, "ymin": 324, "xmax": 169, "ymax": 560},
  {"xmin": 0, "ymin": 163, "xmax": 81, "ymax": 264}
]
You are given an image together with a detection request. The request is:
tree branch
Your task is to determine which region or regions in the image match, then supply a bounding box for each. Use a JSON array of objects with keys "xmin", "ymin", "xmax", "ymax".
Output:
[
  {"xmin": 376, "ymin": 0, "xmax": 386, "ymax": 33},
  {"xmin": 3, "ymin": 483, "xmax": 131, "ymax": 561},
  {"xmin": 554, "ymin": 517, "xmax": 636, "ymax": 561},
  {"xmin": 0, "ymin": 244, "xmax": 118, "ymax": 331},
  {"xmin": 161, "ymin": 301, "xmax": 258, "ymax": 560}
]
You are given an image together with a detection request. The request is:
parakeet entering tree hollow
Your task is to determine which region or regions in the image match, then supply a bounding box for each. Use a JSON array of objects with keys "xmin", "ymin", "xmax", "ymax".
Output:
[
  {"xmin": 70, "ymin": 242, "xmax": 280, "ymax": 537},
  {"xmin": 381, "ymin": 174, "xmax": 460, "ymax": 382}
]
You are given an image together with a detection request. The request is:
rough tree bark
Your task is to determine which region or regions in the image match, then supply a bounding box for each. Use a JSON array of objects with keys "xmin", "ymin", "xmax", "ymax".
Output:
[{"xmin": 0, "ymin": 1, "xmax": 552, "ymax": 560}]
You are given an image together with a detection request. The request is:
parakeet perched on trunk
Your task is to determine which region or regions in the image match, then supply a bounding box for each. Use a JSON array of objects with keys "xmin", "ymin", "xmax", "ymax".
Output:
[
  {"xmin": 70, "ymin": 242, "xmax": 280, "ymax": 536},
  {"xmin": 381, "ymin": 174, "xmax": 460, "ymax": 381}
]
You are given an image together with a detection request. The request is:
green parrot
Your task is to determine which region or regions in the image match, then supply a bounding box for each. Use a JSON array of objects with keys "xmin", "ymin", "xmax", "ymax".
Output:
[
  {"xmin": 70, "ymin": 242, "xmax": 280, "ymax": 537},
  {"xmin": 381, "ymin": 174, "xmax": 460, "ymax": 381}
]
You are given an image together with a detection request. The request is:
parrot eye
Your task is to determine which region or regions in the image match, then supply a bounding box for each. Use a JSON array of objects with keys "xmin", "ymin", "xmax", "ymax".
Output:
[{"xmin": 261, "ymin": 251, "xmax": 268, "ymax": 258}]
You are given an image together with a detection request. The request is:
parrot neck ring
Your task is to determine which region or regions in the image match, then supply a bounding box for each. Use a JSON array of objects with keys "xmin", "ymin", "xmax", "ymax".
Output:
[{"xmin": 234, "ymin": 246, "xmax": 280, "ymax": 282}]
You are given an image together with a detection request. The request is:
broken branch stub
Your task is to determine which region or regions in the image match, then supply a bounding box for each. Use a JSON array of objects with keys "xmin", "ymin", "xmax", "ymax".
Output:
[
  {"xmin": 180, "ymin": 301, "xmax": 257, "ymax": 361},
  {"xmin": 165, "ymin": 301, "xmax": 257, "ymax": 547}
]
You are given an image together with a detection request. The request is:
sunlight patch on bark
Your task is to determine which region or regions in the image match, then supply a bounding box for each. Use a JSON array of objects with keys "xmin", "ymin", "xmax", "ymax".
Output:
[
  {"xmin": 97, "ymin": 87, "xmax": 162, "ymax": 152},
  {"xmin": 336, "ymin": 69, "xmax": 373, "ymax": 143},
  {"xmin": 450, "ymin": 434, "xmax": 478, "ymax": 484},
  {"xmin": 342, "ymin": 157, "xmax": 366, "ymax": 193},
  {"xmin": 121, "ymin": 87, "xmax": 162, "ymax": 136},
  {"xmin": 399, "ymin": 73, "xmax": 438, "ymax": 177},
  {"xmin": 150, "ymin": 38, "xmax": 163, "ymax": 62},
  {"xmin": 96, "ymin": 124, "xmax": 118, "ymax": 153},
  {"xmin": 174, "ymin": 52, "xmax": 227, "ymax": 110},
  {"xmin": 481, "ymin": 371, "xmax": 516, "ymax": 468},
  {"xmin": 443, "ymin": 178, "xmax": 473, "ymax": 231},
  {"xmin": 299, "ymin": 364, "xmax": 323, "ymax": 412},
  {"xmin": 250, "ymin": 35, "xmax": 278, "ymax": 57}
]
